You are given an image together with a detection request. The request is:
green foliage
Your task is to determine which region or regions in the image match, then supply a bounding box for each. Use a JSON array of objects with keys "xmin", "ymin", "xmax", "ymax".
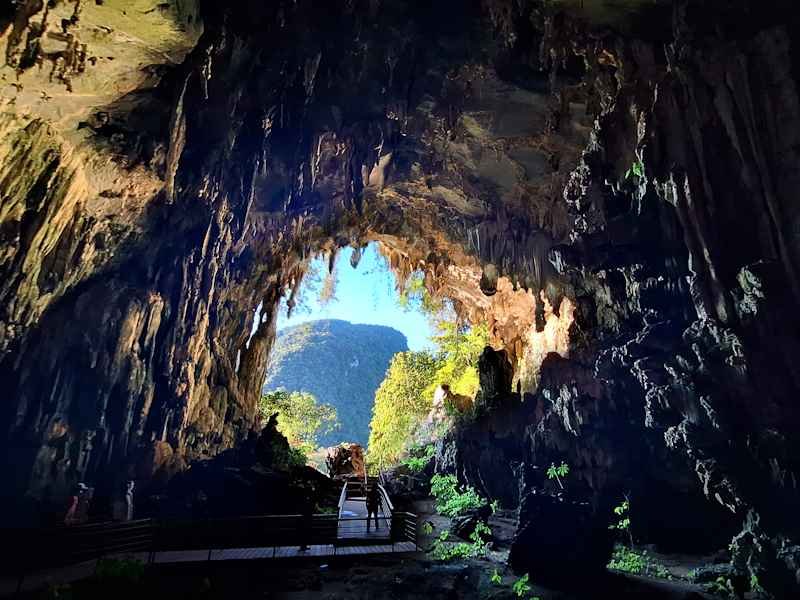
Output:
[
  {"xmin": 609, "ymin": 497, "xmax": 634, "ymax": 547},
  {"xmin": 367, "ymin": 321, "xmax": 488, "ymax": 466},
  {"xmin": 429, "ymin": 521, "xmax": 492, "ymax": 561},
  {"xmin": 259, "ymin": 389, "xmax": 338, "ymax": 456},
  {"xmin": 749, "ymin": 574, "xmax": 765, "ymax": 595},
  {"xmin": 426, "ymin": 321, "xmax": 489, "ymax": 400},
  {"xmin": 430, "ymin": 474, "xmax": 487, "ymax": 518},
  {"xmin": 286, "ymin": 446, "xmax": 308, "ymax": 468},
  {"xmin": 403, "ymin": 443, "xmax": 436, "ymax": 472},
  {"xmin": 625, "ymin": 159, "xmax": 644, "ymax": 180},
  {"xmin": 706, "ymin": 575, "xmax": 736, "ymax": 597},
  {"xmin": 422, "ymin": 521, "xmax": 434, "ymax": 535},
  {"xmin": 490, "ymin": 499, "xmax": 500, "ymax": 514},
  {"xmin": 546, "ymin": 461, "xmax": 570, "ymax": 489},
  {"xmin": 399, "ymin": 272, "xmax": 443, "ymax": 314},
  {"xmin": 490, "ymin": 569, "xmax": 502, "ymax": 585},
  {"xmin": 368, "ymin": 351, "xmax": 442, "ymax": 466},
  {"xmin": 95, "ymin": 558, "xmax": 146, "ymax": 583},
  {"xmin": 512, "ymin": 574, "xmax": 531, "ymax": 598},
  {"xmin": 264, "ymin": 320, "xmax": 407, "ymax": 446},
  {"xmin": 607, "ymin": 547, "xmax": 672, "ymax": 580}
]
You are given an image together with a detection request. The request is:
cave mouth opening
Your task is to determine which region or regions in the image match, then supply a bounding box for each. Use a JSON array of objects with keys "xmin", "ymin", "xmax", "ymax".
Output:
[
  {"xmin": 254, "ymin": 233, "xmax": 578, "ymax": 479},
  {"xmin": 258, "ymin": 240, "xmax": 488, "ymax": 473}
]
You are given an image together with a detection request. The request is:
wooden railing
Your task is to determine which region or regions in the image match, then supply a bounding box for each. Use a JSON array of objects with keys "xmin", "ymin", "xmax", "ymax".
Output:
[{"xmin": 1, "ymin": 510, "xmax": 418, "ymax": 582}]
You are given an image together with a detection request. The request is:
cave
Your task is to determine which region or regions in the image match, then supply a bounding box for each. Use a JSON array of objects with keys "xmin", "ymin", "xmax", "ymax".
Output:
[{"xmin": 1, "ymin": 0, "xmax": 800, "ymax": 598}]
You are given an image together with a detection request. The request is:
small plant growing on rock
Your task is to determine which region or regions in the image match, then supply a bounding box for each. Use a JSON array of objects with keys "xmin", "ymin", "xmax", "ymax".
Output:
[
  {"xmin": 422, "ymin": 521, "xmax": 434, "ymax": 535},
  {"xmin": 429, "ymin": 521, "xmax": 492, "ymax": 561},
  {"xmin": 490, "ymin": 499, "xmax": 500, "ymax": 514},
  {"xmin": 512, "ymin": 573, "xmax": 531, "ymax": 598},
  {"xmin": 625, "ymin": 159, "xmax": 644, "ymax": 180},
  {"xmin": 707, "ymin": 575, "xmax": 736, "ymax": 598},
  {"xmin": 430, "ymin": 473, "xmax": 487, "ymax": 517},
  {"xmin": 546, "ymin": 461, "xmax": 569, "ymax": 489},
  {"xmin": 490, "ymin": 568, "xmax": 502, "ymax": 585},
  {"xmin": 609, "ymin": 497, "xmax": 633, "ymax": 547},
  {"xmin": 403, "ymin": 443, "xmax": 435, "ymax": 472},
  {"xmin": 607, "ymin": 547, "xmax": 672, "ymax": 580},
  {"xmin": 749, "ymin": 574, "xmax": 765, "ymax": 595}
]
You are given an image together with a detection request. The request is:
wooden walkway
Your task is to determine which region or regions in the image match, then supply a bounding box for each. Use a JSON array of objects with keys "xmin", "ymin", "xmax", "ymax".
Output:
[
  {"xmin": 0, "ymin": 543, "xmax": 418, "ymax": 595},
  {"xmin": 1, "ymin": 479, "xmax": 417, "ymax": 596},
  {"xmin": 337, "ymin": 497, "xmax": 391, "ymax": 540}
]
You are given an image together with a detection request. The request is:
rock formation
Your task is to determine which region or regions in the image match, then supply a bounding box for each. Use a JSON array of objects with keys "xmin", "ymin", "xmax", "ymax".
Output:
[{"xmin": 1, "ymin": 0, "xmax": 800, "ymax": 595}]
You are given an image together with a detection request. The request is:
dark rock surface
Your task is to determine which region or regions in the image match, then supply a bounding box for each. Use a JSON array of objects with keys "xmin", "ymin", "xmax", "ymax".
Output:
[{"xmin": 150, "ymin": 415, "xmax": 337, "ymax": 519}]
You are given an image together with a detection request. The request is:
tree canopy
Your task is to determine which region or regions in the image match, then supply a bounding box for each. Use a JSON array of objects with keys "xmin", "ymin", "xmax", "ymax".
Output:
[
  {"xmin": 259, "ymin": 389, "xmax": 339, "ymax": 456},
  {"xmin": 367, "ymin": 322, "xmax": 489, "ymax": 467},
  {"xmin": 367, "ymin": 351, "xmax": 441, "ymax": 468}
]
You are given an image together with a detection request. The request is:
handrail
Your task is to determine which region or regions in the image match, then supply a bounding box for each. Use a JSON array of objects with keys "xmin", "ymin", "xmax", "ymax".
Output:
[
  {"xmin": 377, "ymin": 484, "xmax": 394, "ymax": 512},
  {"xmin": 3, "ymin": 510, "xmax": 419, "ymax": 585},
  {"xmin": 337, "ymin": 481, "xmax": 348, "ymax": 513}
]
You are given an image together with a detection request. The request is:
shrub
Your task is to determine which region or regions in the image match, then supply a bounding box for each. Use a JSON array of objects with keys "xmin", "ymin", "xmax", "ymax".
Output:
[
  {"xmin": 609, "ymin": 497, "xmax": 633, "ymax": 547},
  {"xmin": 429, "ymin": 521, "xmax": 492, "ymax": 561},
  {"xmin": 512, "ymin": 573, "xmax": 531, "ymax": 598},
  {"xmin": 607, "ymin": 547, "xmax": 672, "ymax": 580},
  {"xmin": 403, "ymin": 443, "xmax": 435, "ymax": 472},
  {"xmin": 430, "ymin": 473, "xmax": 487, "ymax": 517}
]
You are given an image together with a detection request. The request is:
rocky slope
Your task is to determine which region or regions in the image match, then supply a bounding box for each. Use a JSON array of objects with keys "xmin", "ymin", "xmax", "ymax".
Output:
[
  {"xmin": 263, "ymin": 319, "xmax": 408, "ymax": 446},
  {"xmin": 1, "ymin": 0, "xmax": 799, "ymax": 595}
]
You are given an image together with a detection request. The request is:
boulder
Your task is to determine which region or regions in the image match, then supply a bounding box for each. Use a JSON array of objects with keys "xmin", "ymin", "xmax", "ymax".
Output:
[{"xmin": 510, "ymin": 490, "xmax": 614, "ymax": 587}]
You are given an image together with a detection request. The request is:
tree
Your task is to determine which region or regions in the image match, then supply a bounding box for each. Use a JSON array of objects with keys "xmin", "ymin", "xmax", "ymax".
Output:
[
  {"xmin": 259, "ymin": 389, "xmax": 339, "ymax": 456},
  {"xmin": 367, "ymin": 321, "xmax": 490, "ymax": 467},
  {"xmin": 367, "ymin": 351, "xmax": 442, "ymax": 467},
  {"xmin": 425, "ymin": 321, "xmax": 489, "ymax": 399}
]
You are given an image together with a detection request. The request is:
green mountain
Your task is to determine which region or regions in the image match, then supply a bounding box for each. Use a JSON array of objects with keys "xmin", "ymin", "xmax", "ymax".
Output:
[{"xmin": 263, "ymin": 319, "xmax": 409, "ymax": 447}]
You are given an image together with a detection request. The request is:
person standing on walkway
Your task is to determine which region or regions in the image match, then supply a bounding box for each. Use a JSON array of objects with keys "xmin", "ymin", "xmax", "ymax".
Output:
[
  {"xmin": 299, "ymin": 487, "xmax": 314, "ymax": 552},
  {"xmin": 365, "ymin": 484, "xmax": 382, "ymax": 532}
]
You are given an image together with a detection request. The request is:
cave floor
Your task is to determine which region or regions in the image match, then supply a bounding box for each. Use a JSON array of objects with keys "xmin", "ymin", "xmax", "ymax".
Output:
[{"xmin": 18, "ymin": 553, "xmax": 713, "ymax": 600}]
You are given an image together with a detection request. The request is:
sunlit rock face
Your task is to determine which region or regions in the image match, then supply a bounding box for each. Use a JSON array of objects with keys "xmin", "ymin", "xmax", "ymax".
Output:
[{"xmin": 1, "ymin": 1, "xmax": 800, "ymax": 594}]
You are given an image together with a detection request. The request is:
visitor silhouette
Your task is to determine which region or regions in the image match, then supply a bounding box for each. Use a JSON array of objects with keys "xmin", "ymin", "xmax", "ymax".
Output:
[
  {"xmin": 299, "ymin": 487, "xmax": 314, "ymax": 552},
  {"xmin": 365, "ymin": 484, "xmax": 382, "ymax": 532}
]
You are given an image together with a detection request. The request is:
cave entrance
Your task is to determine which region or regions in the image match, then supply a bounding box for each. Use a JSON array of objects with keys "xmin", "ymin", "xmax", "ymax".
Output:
[
  {"xmin": 257, "ymin": 236, "xmax": 575, "ymax": 478},
  {"xmin": 259, "ymin": 240, "xmax": 475, "ymax": 474}
]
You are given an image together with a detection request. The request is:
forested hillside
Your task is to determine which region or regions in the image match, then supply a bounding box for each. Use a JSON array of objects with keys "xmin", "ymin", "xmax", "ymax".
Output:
[{"xmin": 263, "ymin": 320, "xmax": 408, "ymax": 446}]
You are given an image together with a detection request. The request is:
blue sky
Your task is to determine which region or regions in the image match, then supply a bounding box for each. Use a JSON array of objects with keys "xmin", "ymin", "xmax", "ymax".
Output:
[{"xmin": 277, "ymin": 243, "xmax": 435, "ymax": 351}]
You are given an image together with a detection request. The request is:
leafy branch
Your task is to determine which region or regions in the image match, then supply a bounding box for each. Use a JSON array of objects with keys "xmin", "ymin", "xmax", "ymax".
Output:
[{"xmin": 546, "ymin": 461, "xmax": 570, "ymax": 489}]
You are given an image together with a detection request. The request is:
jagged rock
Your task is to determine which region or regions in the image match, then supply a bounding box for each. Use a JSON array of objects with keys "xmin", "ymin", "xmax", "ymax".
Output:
[
  {"xmin": 152, "ymin": 418, "xmax": 337, "ymax": 519},
  {"xmin": 325, "ymin": 443, "xmax": 366, "ymax": 479},
  {"xmin": 689, "ymin": 564, "xmax": 736, "ymax": 585}
]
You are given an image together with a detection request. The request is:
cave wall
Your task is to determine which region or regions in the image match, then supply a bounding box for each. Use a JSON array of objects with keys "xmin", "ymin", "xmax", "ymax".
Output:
[{"xmin": 441, "ymin": 0, "xmax": 800, "ymax": 593}]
